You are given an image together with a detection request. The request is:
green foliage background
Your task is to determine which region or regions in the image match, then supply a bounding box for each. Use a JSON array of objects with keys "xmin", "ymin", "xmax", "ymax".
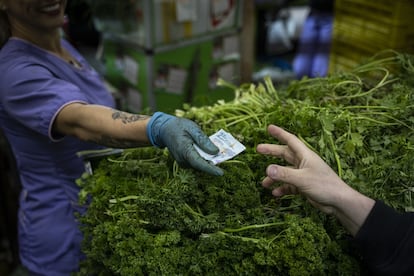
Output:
[{"xmin": 76, "ymin": 51, "xmax": 414, "ymax": 275}]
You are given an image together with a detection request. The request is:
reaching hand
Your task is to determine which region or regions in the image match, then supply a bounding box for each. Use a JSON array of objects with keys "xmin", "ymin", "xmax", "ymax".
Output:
[
  {"xmin": 256, "ymin": 124, "xmax": 353, "ymax": 215},
  {"xmin": 257, "ymin": 125, "xmax": 375, "ymax": 236},
  {"xmin": 147, "ymin": 112, "xmax": 224, "ymax": 176}
]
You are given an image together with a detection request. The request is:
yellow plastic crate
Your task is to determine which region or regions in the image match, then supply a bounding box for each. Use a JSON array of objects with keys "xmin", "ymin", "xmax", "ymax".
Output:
[
  {"xmin": 333, "ymin": 12, "xmax": 414, "ymax": 51},
  {"xmin": 329, "ymin": 39, "xmax": 377, "ymax": 73},
  {"xmin": 335, "ymin": 0, "xmax": 414, "ymax": 26}
]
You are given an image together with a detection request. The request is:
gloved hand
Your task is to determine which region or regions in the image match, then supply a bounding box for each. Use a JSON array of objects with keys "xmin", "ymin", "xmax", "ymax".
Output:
[{"xmin": 147, "ymin": 112, "xmax": 224, "ymax": 176}]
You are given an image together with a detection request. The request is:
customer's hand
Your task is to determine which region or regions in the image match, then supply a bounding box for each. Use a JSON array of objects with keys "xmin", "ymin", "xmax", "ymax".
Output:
[
  {"xmin": 147, "ymin": 112, "xmax": 223, "ymax": 176},
  {"xmin": 256, "ymin": 124, "xmax": 351, "ymax": 214},
  {"xmin": 257, "ymin": 124, "xmax": 375, "ymax": 236}
]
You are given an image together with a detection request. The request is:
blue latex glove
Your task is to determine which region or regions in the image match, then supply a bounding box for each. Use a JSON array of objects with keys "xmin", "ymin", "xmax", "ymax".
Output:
[{"xmin": 147, "ymin": 112, "xmax": 224, "ymax": 176}]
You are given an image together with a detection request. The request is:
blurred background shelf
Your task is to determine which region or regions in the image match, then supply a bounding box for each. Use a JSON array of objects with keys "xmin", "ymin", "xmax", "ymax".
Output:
[{"xmin": 86, "ymin": 0, "xmax": 243, "ymax": 113}]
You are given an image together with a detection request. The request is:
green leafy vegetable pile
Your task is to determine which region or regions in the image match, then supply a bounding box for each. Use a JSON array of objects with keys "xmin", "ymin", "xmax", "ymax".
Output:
[{"xmin": 76, "ymin": 51, "xmax": 414, "ymax": 276}]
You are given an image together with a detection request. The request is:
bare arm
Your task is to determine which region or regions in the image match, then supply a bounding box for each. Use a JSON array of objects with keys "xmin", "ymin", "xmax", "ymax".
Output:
[
  {"xmin": 53, "ymin": 102, "xmax": 224, "ymax": 176},
  {"xmin": 257, "ymin": 124, "xmax": 375, "ymax": 236},
  {"xmin": 53, "ymin": 103, "xmax": 151, "ymax": 148}
]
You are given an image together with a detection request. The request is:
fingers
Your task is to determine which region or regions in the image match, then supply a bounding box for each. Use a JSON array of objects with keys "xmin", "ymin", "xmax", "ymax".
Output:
[
  {"xmin": 185, "ymin": 120, "xmax": 220, "ymax": 155},
  {"xmin": 266, "ymin": 124, "xmax": 295, "ymax": 145},
  {"xmin": 184, "ymin": 148, "xmax": 224, "ymax": 176},
  {"xmin": 266, "ymin": 164, "xmax": 303, "ymax": 187},
  {"xmin": 256, "ymin": 144, "xmax": 297, "ymax": 165},
  {"xmin": 265, "ymin": 124, "xmax": 310, "ymax": 157},
  {"xmin": 256, "ymin": 125, "xmax": 298, "ymax": 164},
  {"xmin": 262, "ymin": 174, "xmax": 299, "ymax": 197},
  {"xmin": 271, "ymin": 185, "xmax": 298, "ymax": 197},
  {"xmin": 183, "ymin": 122, "xmax": 223, "ymax": 175},
  {"xmin": 262, "ymin": 164, "xmax": 303, "ymax": 196},
  {"xmin": 165, "ymin": 118, "xmax": 223, "ymax": 176}
]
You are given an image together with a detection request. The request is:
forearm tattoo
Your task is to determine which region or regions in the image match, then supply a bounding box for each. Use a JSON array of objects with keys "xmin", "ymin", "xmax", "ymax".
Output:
[
  {"xmin": 111, "ymin": 110, "xmax": 149, "ymax": 124},
  {"xmin": 89, "ymin": 110, "xmax": 150, "ymax": 148}
]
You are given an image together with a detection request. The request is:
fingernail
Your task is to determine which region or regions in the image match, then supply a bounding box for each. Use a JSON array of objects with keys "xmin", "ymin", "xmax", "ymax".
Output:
[
  {"xmin": 272, "ymin": 189, "xmax": 282, "ymax": 197},
  {"xmin": 268, "ymin": 166, "xmax": 277, "ymax": 178}
]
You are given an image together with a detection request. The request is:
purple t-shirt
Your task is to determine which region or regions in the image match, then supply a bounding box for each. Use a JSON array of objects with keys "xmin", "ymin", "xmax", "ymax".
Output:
[{"xmin": 0, "ymin": 38, "xmax": 115, "ymax": 275}]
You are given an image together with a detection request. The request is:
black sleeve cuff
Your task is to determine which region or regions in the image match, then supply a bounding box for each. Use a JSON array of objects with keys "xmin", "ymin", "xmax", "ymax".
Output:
[{"xmin": 354, "ymin": 200, "xmax": 414, "ymax": 276}]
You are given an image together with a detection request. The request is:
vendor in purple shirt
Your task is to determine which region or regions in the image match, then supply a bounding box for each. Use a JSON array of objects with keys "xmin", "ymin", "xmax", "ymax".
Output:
[{"xmin": 0, "ymin": 1, "xmax": 223, "ymax": 275}]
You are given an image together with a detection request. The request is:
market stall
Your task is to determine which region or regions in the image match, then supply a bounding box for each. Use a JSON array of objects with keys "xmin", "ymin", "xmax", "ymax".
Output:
[{"xmin": 76, "ymin": 51, "xmax": 414, "ymax": 275}]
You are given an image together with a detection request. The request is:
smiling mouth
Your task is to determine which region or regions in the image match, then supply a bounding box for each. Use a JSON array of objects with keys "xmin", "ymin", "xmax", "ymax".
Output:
[{"xmin": 40, "ymin": 2, "xmax": 61, "ymax": 14}]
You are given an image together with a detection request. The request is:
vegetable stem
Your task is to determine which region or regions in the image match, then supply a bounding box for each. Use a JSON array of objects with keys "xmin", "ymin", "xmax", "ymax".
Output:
[{"xmin": 222, "ymin": 222, "xmax": 285, "ymax": 233}]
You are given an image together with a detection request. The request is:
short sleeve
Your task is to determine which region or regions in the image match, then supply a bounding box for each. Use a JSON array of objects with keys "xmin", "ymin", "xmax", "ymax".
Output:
[{"xmin": 1, "ymin": 62, "xmax": 89, "ymax": 140}]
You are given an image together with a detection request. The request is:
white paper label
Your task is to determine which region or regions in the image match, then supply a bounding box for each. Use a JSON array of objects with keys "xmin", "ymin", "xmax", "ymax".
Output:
[{"xmin": 176, "ymin": 0, "xmax": 197, "ymax": 22}]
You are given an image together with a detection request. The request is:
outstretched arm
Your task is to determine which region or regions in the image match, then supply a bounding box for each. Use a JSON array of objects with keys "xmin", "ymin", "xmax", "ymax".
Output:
[
  {"xmin": 54, "ymin": 103, "xmax": 150, "ymax": 148},
  {"xmin": 54, "ymin": 103, "xmax": 224, "ymax": 176}
]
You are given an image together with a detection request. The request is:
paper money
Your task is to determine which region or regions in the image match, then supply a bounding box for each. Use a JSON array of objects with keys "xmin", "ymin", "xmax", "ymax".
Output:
[{"xmin": 195, "ymin": 129, "xmax": 246, "ymax": 165}]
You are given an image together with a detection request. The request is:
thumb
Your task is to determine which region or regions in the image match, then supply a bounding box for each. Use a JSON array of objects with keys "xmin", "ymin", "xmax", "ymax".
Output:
[
  {"xmin": 266, "ymin": 165, "xmax": 303, "ymax": 188},
  {"xmin": 189, "ymin": 127, "xmax": 220, "ymax": 155},
  {"xmin": 266, "ymin": 165, "xmax": 303, "ymax": 197}
]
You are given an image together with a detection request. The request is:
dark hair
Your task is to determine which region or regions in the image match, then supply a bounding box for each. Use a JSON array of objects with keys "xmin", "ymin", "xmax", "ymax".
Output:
[{"xmin": 0, "ymin": 10, "xmax": 10, "ymax": 48}]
